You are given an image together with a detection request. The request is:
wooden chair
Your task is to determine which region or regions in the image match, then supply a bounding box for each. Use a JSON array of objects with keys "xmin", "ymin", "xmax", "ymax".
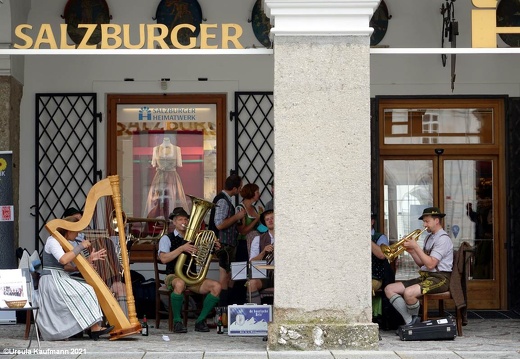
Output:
[
  {"xmin": 153, "ymin": 246, "xmax": 198, "ymax": 331},
  {"xmin": 421, "ymin": 243, "xmax": 472, "ymax": 337}
]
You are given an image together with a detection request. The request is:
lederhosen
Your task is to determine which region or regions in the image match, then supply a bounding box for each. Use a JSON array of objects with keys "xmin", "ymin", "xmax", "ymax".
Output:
[
  {"xmin": 164, "ymin": 232, "xmax": 203, "ymax": 292},
  {"xmin": 402, "ymin": 233, "xmax": 451, "ymax": 294}
]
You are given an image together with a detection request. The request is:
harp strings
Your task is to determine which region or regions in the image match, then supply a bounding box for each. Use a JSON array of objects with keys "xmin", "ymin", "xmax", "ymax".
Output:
[{"xmin": 86, "ymin": 197, "xmax": 129, "ymax": 316}]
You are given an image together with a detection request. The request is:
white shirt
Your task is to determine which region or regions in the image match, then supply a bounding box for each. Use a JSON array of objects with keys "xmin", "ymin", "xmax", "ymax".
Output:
[{"xmin": 250, "ymin": 232, "xmax": 274, "ymax": 260}]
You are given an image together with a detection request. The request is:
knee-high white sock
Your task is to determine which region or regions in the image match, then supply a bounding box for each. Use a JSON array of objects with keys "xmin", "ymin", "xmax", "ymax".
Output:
[
  {"xmin": 390, "ymin": 294, "xmax": 412, "ymax": 324},
  {"xmin": 407, "ymin": 300, "xmax": 420, "ymax": 317}
]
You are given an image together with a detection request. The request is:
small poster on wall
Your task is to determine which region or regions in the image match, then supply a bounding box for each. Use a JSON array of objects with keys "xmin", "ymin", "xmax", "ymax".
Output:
[{"xmin": 0, "ymin": 269, "xmax": 28, "ymax": 309}]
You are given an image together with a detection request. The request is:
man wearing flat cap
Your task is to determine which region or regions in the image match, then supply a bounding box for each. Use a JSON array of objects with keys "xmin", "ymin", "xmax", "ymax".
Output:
[
  {"xmin": 248, "ymin": 209, "xmax": 274, "ymax": 304},
  {"xmin": 384, "ymin": 207, "xmax": 453, "ymax": 328},
  {"xmin": 158, "ymin": 207, "xmax": 221, "ymax": 333}
]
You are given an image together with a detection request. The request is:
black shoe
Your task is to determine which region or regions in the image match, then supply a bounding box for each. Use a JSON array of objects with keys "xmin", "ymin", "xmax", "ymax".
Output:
[
  {"xmin": 405, "ymin": 315, "xmax": 421, "ymax": 326},
  {"xmin": 194, "ymin": 321, "xmax": 210, "ymax": 332},
  {"xmin": 88, "ymin": 325, "xmax": 114, "ymax": 341},
  {"xmin": 396, "ymin": 316, "xmax": 420, "ymax": 335},
  {"xmin": 174, "ymin": 322, "xmax": 187, "ymax": 333}
]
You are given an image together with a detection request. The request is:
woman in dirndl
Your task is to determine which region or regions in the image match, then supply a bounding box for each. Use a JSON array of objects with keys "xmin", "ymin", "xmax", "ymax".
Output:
[{"xmin": 36, "ymin": 216, "xmax": 113, "ymax": 341}]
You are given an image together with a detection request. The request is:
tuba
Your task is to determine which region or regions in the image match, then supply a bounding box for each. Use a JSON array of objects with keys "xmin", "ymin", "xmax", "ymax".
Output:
[
  {"xmin": 45, "ymin": 175, "xmax": 141, "ymax": 340},
  {"xmin": 174, "ymin": 195, "xmax": 217, "ymax": 286},
  {"xmin": 380, "ymin": 228, "xmax": 427, "ymax": 262}
]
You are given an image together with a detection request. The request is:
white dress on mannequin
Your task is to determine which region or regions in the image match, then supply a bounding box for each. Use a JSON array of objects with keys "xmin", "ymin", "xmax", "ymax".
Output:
[{"xmin": 144, "ymin": 138, "xmax": 188, "ymax": 219}]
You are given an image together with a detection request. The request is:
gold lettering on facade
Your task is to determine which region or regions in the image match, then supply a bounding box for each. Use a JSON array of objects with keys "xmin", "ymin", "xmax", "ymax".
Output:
[
  {"xmin": 201, "ymin": 24, "xmax": 218, "ymax": 49},
  {"xmin": 171, "ymin": 24, "xmax": 197, "ymax": 49},
  {"xmin": 101, "ymin": 24, "xmax": 123, "ymax": 49},
  {"xmin": 147, "ymin": 24, "xmax": 170, "ymax": 49},
  {"xmin": 14, "ymin": 24, "xmax": 33, "ymax": 49},
  {"xmin": 77, "ymin": 24, "xmax": 97, "ymax": 49},
  {"xmin": 472, "ymin": 0, "xmax": 520, "ymax": 47},
  {"xmin": 34, "ymin": 24, "xmax": 58, "ymax": 49},
  {"xmin": 222, "ymin": 24, "xmax": 244, "ymax": 49},
  {"xmin": 59, "ymin": 24, "xmax": 75, "ymax": 49},
  {"xmin": 123, "ymin": 24, "xmax": 146, "ymax": 49},
  {"xmin": 13, "ymin": 23, "xmax": 245, "ymax": 50}
]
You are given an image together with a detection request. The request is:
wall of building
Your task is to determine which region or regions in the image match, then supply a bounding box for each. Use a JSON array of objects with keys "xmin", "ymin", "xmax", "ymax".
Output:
[{"xmin": 16, "ymin": 0, "xmax": 520, "ymax": 254}]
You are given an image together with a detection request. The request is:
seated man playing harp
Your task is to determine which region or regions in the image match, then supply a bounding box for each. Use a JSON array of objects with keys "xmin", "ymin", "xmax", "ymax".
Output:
[
  {"xmin": 37, "ymin": 216, "xmax": 114, "ymax": 341},
  {"xmin": 158, "ymin": 207, "xmax": 222, "ymax": 334},
  {"xmin": 63, "ymin": 207, "xmax": 129, "ymax": 316},
  {"xmin": 248, "ymin": 209, "xmax": 274, "ymax": 305},
  {"xmin": 384, "ymin": 207, "xmax": 453, "ymax": 328}
]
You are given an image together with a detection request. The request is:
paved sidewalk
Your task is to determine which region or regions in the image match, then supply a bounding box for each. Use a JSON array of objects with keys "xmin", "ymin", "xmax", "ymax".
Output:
[{"xmin": 1, "ymin": 317, "xmax": 519, "ymax": 358}]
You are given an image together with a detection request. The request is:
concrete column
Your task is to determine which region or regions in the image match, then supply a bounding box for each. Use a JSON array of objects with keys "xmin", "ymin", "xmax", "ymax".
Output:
[{"xmin": 264, "ymin": 0, "xmax": 379, "ymax": 350}]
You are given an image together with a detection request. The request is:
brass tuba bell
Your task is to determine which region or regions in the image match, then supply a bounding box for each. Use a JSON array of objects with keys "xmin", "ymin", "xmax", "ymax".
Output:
[
  {"xmin": 174, "ymin": 195, "xmax": 217, "ymax": 286},
  {"xmin": 380, "ymin": 228, "xmax": 427, "ymax": 262}
]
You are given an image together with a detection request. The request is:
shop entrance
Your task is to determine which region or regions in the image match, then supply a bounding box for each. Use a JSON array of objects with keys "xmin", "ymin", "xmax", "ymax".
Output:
[{"xmin": 377, "ymin": 97, "xmax": 506, "ymax": 309}]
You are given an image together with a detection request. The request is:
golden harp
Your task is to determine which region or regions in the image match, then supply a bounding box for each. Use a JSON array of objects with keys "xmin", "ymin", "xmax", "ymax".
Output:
[{"xmin": 45, "ymin": 175, "xmax": 141, "ymax": 340}]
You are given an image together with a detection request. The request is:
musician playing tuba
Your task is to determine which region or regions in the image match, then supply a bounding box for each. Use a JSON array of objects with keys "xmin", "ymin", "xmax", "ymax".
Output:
[
  {"xmin": 384, "ymin": 207, "xmax": 453, "ymax": 329},
  {"xmin": 158, "ymin": 207, "xmax": 222, "ymax": 334},
  {"xmin": 248, "ymin": 209, "xmax": 275, "ymax": 305}
]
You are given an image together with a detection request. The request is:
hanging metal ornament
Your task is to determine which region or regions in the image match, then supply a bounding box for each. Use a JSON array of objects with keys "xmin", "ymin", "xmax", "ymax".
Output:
[
  {"xmin": 497, "ymin": 0, "xmax": 520, "ymax": 47},
  {"xmin": 440, "ymin": 0, "xmax": 458, "ymax": 92},
  {"xmin": 251, "ymin": 0, "xmax": 272, "ymax": 48},
  {"xmin": 370, "ymin": 0, "xmax": 391, "ymax": 47},
  {"xmin": 62, "ymin": 0, "xmax": 111, "ymax": 46}
]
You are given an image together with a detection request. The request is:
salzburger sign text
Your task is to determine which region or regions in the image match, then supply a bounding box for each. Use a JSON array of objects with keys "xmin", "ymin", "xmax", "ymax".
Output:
[{"xmin": 14, "ymin": 23, "xmax": 244, "ymax": 49}]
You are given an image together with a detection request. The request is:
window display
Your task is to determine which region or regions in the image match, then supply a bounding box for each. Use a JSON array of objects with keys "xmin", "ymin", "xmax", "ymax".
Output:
[{"xmin": 109, "ymin": 98, "xmax": 223, "ymax": 220}]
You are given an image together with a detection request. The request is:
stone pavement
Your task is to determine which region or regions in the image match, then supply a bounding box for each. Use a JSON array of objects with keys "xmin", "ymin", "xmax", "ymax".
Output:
[{"xmin": 1, "ymin": 315, "xmax": 519, "ymax": 358}]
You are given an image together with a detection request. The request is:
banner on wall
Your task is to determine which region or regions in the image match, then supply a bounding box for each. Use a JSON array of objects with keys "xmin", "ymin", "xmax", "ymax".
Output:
[{"xmin": 0, "ymin": 151, "xmax": 16, "ymax": 269}]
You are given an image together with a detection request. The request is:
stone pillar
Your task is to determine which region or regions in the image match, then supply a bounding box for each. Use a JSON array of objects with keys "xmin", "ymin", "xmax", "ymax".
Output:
[{"xmin": 264, "ymin": 0, "xmax": 379, "ymax": 350}]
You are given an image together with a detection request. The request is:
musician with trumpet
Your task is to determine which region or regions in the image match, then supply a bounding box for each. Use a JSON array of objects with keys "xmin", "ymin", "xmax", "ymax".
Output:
[
  {"xmin": 384, "ymin": 207, "xmax": 453, "ymax": 328},
  {"xmin": 158, "ymin": 207, "xmax": 222, "ymax": 334},
  {"xmin": 248, "ymin": 209, "xmax": 275, "ymax": 305}
]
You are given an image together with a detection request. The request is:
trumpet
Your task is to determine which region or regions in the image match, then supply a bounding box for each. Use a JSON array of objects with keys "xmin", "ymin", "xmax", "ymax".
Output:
[{"xmin": 380, "ymin": 228, "xmax": 427, "ymax": 262}]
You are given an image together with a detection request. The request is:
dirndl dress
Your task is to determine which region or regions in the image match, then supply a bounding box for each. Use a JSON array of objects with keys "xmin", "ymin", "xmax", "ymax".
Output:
[
  {"xmin": 36, "ymin": 268, "xmax": 103, "ymax": 341},
  {"xmin": 144, "ymin": 148, "xmax": 188, "ymax": 218}
]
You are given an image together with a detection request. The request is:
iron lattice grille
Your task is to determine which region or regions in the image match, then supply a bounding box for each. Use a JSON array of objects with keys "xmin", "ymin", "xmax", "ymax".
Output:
[
  {"xmin": 234, "ymin": 92, "xmax": 274, "ymax": 208},
  {"xmin": 35, "ymin": 93, "xmax": 98, "ymax": 251},
  {"xmin": 507, "ymin": 98, "xmax": 520, "ymax": 312}
]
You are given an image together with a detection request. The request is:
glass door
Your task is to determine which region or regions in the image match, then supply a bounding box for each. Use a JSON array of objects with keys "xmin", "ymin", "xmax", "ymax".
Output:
[
  {"xmin": 382, "ymin": 156, "xmax": 500, "ymax": 309},
  {"xmin": 442, "ymin": 158, "xmax": 498, "ymax": 308}
]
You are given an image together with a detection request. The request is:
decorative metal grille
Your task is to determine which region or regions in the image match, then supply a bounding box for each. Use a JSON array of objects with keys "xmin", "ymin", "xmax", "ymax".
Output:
[
  {"xmin": 234, "ymin": 92, "xmax": 274, "ymax": 208},
  {"xmin": 507, "ymin": 97, "xmax": 520, "ymax": 312},
  {"xmin": 35, "ymin": 93, "xmax": 98, "ymax": 250}
]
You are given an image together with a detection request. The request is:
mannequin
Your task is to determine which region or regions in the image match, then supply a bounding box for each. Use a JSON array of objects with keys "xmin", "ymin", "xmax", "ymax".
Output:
[{"xmin": 144, "ymin": 136, "xmax": 188, "ymax": 219}]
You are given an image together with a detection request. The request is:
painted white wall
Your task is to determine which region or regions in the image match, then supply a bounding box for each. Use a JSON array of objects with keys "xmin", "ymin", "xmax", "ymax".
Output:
[{"xmin": 16, "ymin": 0, "xmax": 520, "ymax": 251}]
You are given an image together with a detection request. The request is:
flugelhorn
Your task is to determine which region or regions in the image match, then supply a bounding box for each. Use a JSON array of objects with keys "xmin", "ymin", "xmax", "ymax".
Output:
[{"xmin": 380, "ymin": 228, "xmax": 427, "ymax": 262}]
